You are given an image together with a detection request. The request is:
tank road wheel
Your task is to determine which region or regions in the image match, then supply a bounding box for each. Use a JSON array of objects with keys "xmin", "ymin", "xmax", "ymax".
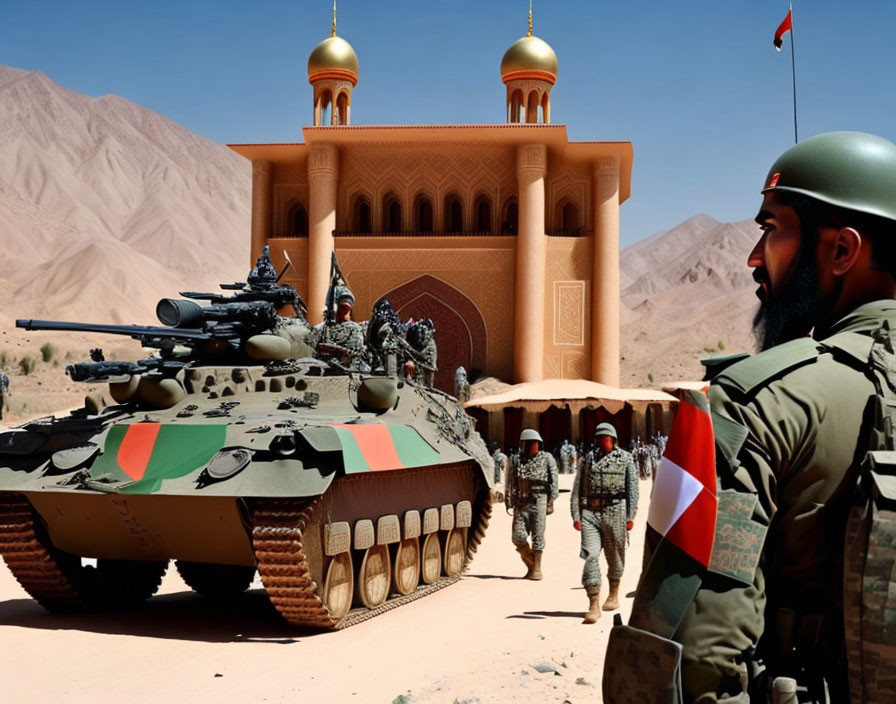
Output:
[
  {"xmin": 175, "ymin": 560, "xmax": 256, "ymax": 599},
  {"xmin": 421, "ymin": 533, "xmax": 442, "ymax": 585},
  {"xmin": 443, "ymin": 528, "xmax": 466, "ymax": 577},
  {"xmin": 392, "ymin": 537, "xmax": 420, "ymax": 596},
  {"xmin": 356, "ymin": 545, "xmax": 391, "ymax": 609},
  {"xmin": 94, "ymin": 559, "xmax": 169, "ymax": 607},
  {"xmin": 323, "ymin": 552, "xmax": 353, "ymax": 621}
]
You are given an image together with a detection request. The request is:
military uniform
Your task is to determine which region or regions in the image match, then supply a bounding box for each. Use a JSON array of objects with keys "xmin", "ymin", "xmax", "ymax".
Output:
[
  {"xmin": 492, "ymin": 447, "xmax": 508, "ymax": 484},
  {"xmin": 0, "ymin": 370, "xmax": 8, "ymax": 420},
  {"xmin": 571, "ymin": 446, "xmax": 638, "ymax": 594},
  {"xmin": 506, "ymin": 448, "xmax": 558, "ymax": 578}
]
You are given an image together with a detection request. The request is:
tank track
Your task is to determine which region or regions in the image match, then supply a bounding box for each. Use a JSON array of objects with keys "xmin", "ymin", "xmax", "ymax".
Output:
[
  {"xmin": 250, "ymin": 478, "xmax": 492, "ymax": 630},
  {"xmin": 0, "ymin": 492, "xmax": 89, "ymax": 611}
]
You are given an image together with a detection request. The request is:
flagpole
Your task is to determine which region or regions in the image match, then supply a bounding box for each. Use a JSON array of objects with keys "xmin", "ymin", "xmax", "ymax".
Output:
[{"xmin": 790, "ymin": 3, "xmax": 798, "ymax": 143}]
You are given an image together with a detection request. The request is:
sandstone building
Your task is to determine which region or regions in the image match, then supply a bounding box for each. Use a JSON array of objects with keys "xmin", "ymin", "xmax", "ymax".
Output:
[{"xmin": 230, "ymin": 10, "xmax": 633, "ymax": 403}]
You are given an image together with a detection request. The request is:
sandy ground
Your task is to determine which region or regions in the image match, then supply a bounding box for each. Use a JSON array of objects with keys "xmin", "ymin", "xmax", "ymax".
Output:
[{"xmin": 0, "ymin": 475, "xmax": 651, "ymax": 703}]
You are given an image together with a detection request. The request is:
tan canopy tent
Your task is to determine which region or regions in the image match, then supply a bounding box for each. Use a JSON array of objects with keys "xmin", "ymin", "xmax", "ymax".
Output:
[{"xmin": 465, "ymin": 378, "xmax": 677, "ymax": 451}]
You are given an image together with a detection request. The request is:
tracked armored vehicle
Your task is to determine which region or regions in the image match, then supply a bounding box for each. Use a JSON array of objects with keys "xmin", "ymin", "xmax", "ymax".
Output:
[{"xmin": 0, "ymin": 250, "xmax": 492, "ymax": 629}]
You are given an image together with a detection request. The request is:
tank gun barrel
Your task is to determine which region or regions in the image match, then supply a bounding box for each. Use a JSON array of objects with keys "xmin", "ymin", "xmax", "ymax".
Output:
[{"xmin": 16, "ymin": 319, "xmax": 211, "ymax": 342}]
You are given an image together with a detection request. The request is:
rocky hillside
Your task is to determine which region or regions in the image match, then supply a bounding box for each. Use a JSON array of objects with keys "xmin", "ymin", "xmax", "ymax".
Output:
[
  {"xmin": 619, "ymin": 214, "xmax": 760, "ymax": 386},
  {"xmin": 0, "ymin": 65, "xmax": 250, "ymax": 325}
]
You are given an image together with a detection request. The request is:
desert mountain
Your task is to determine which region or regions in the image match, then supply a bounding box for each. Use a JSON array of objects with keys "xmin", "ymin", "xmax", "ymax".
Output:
[
  {"xmin": 619, "ymin": 214, "xmax": 760, "ymax": 386},
  {"xmin": 0, "ymin": 65, "xmax": 249, "ymax": 325}
]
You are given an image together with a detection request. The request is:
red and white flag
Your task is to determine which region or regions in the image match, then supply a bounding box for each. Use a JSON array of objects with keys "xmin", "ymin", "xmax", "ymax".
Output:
[
  {"xmin": 647, "ymin": 389, "xmax": 717, "ymax": 567},
  {"xmin": 774, "ymin": 6, "xmax": 793, "ymax": 51}
]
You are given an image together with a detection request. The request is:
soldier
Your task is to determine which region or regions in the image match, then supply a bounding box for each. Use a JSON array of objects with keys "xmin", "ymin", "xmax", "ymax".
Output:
[
  {"xmin": 603, "ymin": 132, "xmax": 896, "ymax": 702},
  {"xmin": 571, "ymin": 422, "xmax": 638, "ymax": 624},
  {"xmin": 0, "ymin": 369, "xmax": 8, "ymax": 420},
  {"xmin": 316, "ymin": 286, "xmax": 365, "ymax": 365},
  {"xmin": 454, "ymin": 365, "xmax": 471, "ymax": 403},
  {"xmin": 505, "ymin": 428, "xmax": 558, "ymax": 580},
  {"xmin": 491, "ymin": 444, "xmax": 508, "ymax": 485},
  {"xmin": 559, "ymin": 439, "xmax": 574, "ymax": 474},
  {"xmin": 406, "ymin": 318, "xmax": 437, "ymax": 387}
]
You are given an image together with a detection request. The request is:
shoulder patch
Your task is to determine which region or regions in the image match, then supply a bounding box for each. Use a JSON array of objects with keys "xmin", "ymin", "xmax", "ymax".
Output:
[
  {"xmin": 714, "ymin": 337, "xmax": 820, "ymax": 395},
  {"xmin": 820, "ymin": 330, "xmax": 874, "ymax": 367}
]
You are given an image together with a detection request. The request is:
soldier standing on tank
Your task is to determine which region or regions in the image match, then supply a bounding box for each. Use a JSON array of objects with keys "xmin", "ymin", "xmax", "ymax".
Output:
[
  {"xmin": 316, "ymin": 286, "xmax": 365, "ymax": 365},
  {"xmin": 505, "ymin": 428, "xmax": 558, "ymax": 580},
  {"xmin": 603, "ymin": 132, "xmax": 896, "ymax": 703},
  {"xmin": 571, "ymin": 422, "xmax": 638, "ymax": 623}
]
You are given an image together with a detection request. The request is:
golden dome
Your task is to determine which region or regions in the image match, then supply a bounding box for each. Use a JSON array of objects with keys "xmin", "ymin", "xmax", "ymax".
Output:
[
  {"xmin": 500, "ymin": 35, "xmax": 558, "ymax": 82},
  {"xmin": 307, "ymin": 36, "xmax": 359, "ymax": 84}
]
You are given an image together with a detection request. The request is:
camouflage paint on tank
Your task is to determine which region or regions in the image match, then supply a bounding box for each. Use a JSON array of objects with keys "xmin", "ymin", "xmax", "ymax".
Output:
[
  {"xmin": 90, "ymin": 423, "xmax": 227, "ymax": 493},
  {"xmin": 332, "ymin": 423, "xmax": 440, "ymax": 473}
]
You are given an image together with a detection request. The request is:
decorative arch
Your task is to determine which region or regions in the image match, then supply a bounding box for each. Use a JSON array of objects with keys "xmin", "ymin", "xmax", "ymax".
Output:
[
  {"xmin": 381, "ymin": 275, "xmax": 488, "ymax": 393},
  {"xmin": 286, "ymin": 201, "xmax": 308, "ymax": 237},
  {"xmin": 444, "ymin": 193, "xmax": 463, "ymax": 232},
  {"xmin": 382, "ymin": 192, "xmax": 402, "ymax": 232},
  {"xmin": 352, "ymin": 193, "xmax": 372, "ymax": 232},
  {"xmin": 556, "ymin": 198, "xmax": 581, "ymax": 232},
  {"xmin": 335, "ymin": 92, "xmax": 349, "ymax": 126},
  {"xmin": 413, "ymin": 192, "xmax": 434, "ymax": 233},
  {"xmin": 473, "ymin": 193, "xmax": 493, "ymax": 234},
  {"xmin": 509, "ymin": 89, "xmax": 524, "ymax": 124},
  {"xmin": 501, "ymin": 197, "xmax": 518, "ymax": 235},
  {"xmin": 526, "ymin": 91, "xmax": 539, "ymax": 123}
]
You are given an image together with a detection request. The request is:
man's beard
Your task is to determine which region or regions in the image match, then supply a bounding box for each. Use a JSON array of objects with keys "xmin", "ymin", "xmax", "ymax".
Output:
[{"xmin": 752, "ymin": 247, "xmax": 823, "ymax": 351}]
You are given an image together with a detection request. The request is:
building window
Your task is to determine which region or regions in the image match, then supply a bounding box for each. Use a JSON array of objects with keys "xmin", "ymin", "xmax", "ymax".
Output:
[
  {"xmin": 383, "ymin": 194, "xmax": 402, "ymax": 232},
  {"xmin": 561, "ymin": 201, "xmax": 579, "ymax": 231},
  {"xmin": 353, "ymin": 196, "xmax": 371, "ymax": 233},
  {"xmin": 415, "ymin": 195, "xmax": 433, "ymax": 232},
  {"xmin": 501, "ymin": 199, "xmax": 518, "ymax": 235},
  {"xmin": 287, "ymin": 203, "xmax": 308, "ymax": 237},
  {"xmin": 475, "ymin": 196, "xmax": 492, "ymax": 233},
  {"xmin": 445, "ymin": 194, "xmax": 463, "ymax": 232}
]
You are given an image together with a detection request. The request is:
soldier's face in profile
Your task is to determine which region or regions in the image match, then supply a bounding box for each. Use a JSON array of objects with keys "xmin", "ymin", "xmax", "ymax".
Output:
[{"xmin": 750, "ymin": 193, "xmax": 823, "ymax": 350}]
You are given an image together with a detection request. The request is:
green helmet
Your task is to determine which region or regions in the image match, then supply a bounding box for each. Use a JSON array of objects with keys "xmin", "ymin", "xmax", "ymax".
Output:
[
  {"xmin": 519, "ymin": 428, "xmax": 543, "ymax": 444},
  {"xmin": 335, "ymin": 286, "xmax": 355, "ymax": 305},
  {"xmin": 761, "ymin": 131, "xmax": 896, "ymax": 222},
  {"xmin": 594, "ymin": 422, "xmax": 617, "ymax": 440}
]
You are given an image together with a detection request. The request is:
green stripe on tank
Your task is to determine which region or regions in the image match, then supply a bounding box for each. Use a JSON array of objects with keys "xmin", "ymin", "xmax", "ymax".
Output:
[
  {"xmin": 333, "ymin": 427, "xmax": 370, "ymax": 474},
  {"xmin": 389, "ymin": 425, "xmax": 440, "ymax": 468}
]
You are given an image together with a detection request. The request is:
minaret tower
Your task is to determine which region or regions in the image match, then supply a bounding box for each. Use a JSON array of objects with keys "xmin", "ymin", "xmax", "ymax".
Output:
[
  {"xmin": 500, "ymin": 1, "xmax": 558, "ymax": 124},
  {"xmin": 307, "ymin": 2, "xmax": 359, "ymax": 126}
]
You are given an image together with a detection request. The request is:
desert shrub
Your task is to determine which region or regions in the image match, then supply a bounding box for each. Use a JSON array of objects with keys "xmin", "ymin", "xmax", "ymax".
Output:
[
  {"xmin": 40, "ymin": 343, "xmax": 57, "ymax": 363},
  {"xmin": 0, "ymin": 350, "xmax": 9, "ymax": 368},
  {"xmin": 717, "ymin": 340, "xmax": 726, "ymax": 351},
  {"xmin": 19, "ymin": 355, "xmax": 37, "ymax": 375},
  {"xmin": 647, "ymin": 372, "xmax": 654, "ymax": 383}
]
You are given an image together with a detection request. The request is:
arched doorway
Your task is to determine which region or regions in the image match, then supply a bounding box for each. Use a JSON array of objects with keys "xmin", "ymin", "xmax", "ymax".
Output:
[{"xmin": 380, "ymin": 275, "xmax": 488, "ymax": 394}]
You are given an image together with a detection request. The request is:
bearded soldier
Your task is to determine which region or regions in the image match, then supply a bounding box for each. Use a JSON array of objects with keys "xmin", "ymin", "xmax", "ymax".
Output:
[
  {"xmin": 505, "ymin": 428, "xmax": 558, "ymax": 580},
  {"xmin": 604, "ymin": 132, "xmax": 896, "ymax": 703},
  {"xmin": 571, "ymin": 422, "xmax": 638, "ymax": 624}
]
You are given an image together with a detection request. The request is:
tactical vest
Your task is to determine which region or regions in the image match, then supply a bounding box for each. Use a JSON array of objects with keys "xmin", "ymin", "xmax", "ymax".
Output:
[
  {"xmin": 583, "ymin": 450, "xmax": 628, "ymax": 502},
  {"xmin": 832, "ymin": 322, "xmax": 896, "ymax": 703},
  {"xmin": 515, "ymin": 453, "xmax": 552, "ymax": 501}
]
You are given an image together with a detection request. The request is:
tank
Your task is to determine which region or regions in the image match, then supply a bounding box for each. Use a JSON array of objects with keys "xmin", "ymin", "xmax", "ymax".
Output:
[{"xmin": 0, "ymin": 249, "xmax": 493, "ymax": 629}]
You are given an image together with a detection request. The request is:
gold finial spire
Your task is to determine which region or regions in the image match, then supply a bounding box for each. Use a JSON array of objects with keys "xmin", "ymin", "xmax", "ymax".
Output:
[
  {"xmin": 527, "ymin": 0, "xmax": 533, "ymax": 37},
  {"xmin": 331, "ymin": 0, "xmax": 337, "ymax": 37}
]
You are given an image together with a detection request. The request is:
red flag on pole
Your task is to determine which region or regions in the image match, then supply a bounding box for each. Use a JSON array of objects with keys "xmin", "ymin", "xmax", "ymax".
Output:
[{"xmin": 774, "ymin": 6, "xmax": 793, "ymax": 50}]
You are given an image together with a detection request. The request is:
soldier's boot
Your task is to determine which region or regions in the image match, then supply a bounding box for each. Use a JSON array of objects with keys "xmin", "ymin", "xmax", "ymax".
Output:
[
  {"xmin": 516, "ymin": 544, "xmax": 535, "ymax": 578},
  {"xmin": 602, "ymin": 579, "xmax": 620, "ymax": 611},
  {"xmin": 582, "ymin": 586, "xmax": 602, "ymax": 624},
  {"xmin": 528, "ymin": 550, "xmax": 544, "ymax": 581}
]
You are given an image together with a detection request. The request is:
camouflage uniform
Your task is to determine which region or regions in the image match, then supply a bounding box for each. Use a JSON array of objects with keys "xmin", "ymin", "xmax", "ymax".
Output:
[
  {"xmin": 559, "ymin": 440, "xmax": 574, "ymax": 474},
  {"xmin": 506, "ymin": 451, "xmax": 558, "ymax": 552},
  {"xmin": 492, "ymin": 448, "xmax": 507, "ymax": 484},
  {"xmin": 0, "ymin": 370, "xmax": 8, "ymax": 420},
  {"xmin": 571, "ymin": 447, "xmax": 638, "ymax": 590}
]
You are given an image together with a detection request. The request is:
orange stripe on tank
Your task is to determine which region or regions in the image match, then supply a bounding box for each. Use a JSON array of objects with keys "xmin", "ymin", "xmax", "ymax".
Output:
[
  {"xmin": 335, "ymin": 423, "xmax": 402, "ymax": 471},
  {"xmin": 117, "ymin": 423, "xmax": 161, "ymax": 480}
]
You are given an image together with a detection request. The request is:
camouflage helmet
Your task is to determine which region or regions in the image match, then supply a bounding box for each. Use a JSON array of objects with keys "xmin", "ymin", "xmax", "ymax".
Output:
[
  {"xmin": 519, "ymin": 428, "xmax": 543, "ymax": 444},
  {"xmin": 761, "ymin": 131, "xmax": 896, "ymax": 223},
  {"xmin": 334, "ymin": 286, "xmax": 355, "ymax": 305},
  {"xmin": 594, "ymin": 422, "xmax": 617, "ymax": 440}
]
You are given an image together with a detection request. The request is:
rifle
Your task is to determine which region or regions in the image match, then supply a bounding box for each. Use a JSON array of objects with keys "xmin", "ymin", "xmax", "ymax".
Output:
[
  {"xmin": 17, "ymin": 300, "xmax": 279, "ymax": 354},
  {"xmin": 66, "ymin": 358, "xmax": 186, "ymax": 382}
]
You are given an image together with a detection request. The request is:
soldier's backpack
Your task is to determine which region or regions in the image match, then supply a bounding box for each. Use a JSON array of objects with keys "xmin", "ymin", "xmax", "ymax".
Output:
[{"xmin": 834, "ymin": 322, "xmax": 896, "ymax": 702}]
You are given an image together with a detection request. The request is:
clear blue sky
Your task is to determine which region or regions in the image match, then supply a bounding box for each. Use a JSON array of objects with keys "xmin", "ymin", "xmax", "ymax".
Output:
[{"xmin": 3, "ymin": 1, "xmax": 895, "ymax": 246}]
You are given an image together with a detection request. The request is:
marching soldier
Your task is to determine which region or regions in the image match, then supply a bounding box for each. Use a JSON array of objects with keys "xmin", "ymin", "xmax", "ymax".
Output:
[
  {"xmin": 571, "ymin": 422, "xmax": 638, "ymax": 624},
  {"xmin": 505, "ymin": 428, "xmax": 558, "ymax": 580}
]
